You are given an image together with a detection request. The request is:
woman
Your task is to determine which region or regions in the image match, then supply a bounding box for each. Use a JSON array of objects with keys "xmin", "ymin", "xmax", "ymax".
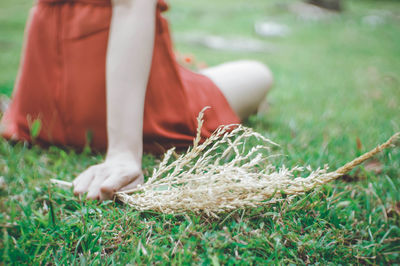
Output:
[{"xmin": 1, "ymin": 0, "xmax": 273, "ymax": 200}]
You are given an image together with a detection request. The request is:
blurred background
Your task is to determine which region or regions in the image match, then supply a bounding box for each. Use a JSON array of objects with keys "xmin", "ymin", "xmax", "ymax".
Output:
[{"xmin": 0, "ymin": 0, "xmax": 399, "ymax": 163}]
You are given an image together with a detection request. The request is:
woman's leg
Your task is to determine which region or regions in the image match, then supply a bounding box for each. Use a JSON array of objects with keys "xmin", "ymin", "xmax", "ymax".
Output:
[{"xmin": 200, "ymin": 60, "xmax": 273, "ymax": 120}]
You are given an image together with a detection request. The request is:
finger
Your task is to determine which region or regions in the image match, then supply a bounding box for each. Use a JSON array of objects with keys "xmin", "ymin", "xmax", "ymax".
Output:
[
  {"xmin": 118, "ymin": 174, "xmax": 144, "ymax": 192},
  {"xmin": 86, "ymin": 173, "xmax": 109, "ymax": 200},
  {"xmin": 73, "ymin": 168, "xmax": 95, "ymax": 196},
  {"xmin": 99, "ymin": 171, "xmax": 142, "ymax": 200}
]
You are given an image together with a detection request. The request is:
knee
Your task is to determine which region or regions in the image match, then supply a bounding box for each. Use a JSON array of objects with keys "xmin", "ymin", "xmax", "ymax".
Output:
[{"xmin": 240, "ymin": 60, "xmax": 274, "ymax": 94}]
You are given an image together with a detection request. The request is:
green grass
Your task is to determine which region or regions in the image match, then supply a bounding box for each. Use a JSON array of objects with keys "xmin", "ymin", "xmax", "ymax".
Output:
[{"xmin": 1, "ymin": 0, "xmax": 400, "ymax": 264}]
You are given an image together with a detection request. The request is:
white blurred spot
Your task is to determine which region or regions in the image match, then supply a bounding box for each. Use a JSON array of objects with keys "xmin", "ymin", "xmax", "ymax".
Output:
[
  {"xmin": 254, "ymin": 22, "xmax": 290, "ymax": 37},
  {"xmin": 176, "ymin": 33, "xmax": 273, "ymax": 53},
  {"xmin": 362, "ymin": 15, "xmax": 385, "ymax": 27},
  {"xmin": 0, "ymin": 176, "xmax": 6, "ymax": 190}
]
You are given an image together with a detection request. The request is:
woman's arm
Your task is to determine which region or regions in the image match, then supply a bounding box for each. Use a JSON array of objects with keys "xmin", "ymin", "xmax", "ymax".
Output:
[{"xmin": 73, "ymin": 0, "xmax": 157, "ymax": 200}]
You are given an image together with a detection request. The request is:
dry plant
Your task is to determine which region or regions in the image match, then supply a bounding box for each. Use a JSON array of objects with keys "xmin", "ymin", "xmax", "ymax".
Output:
[{"xmin": 52, "ymin": 109, "xmax": 399, "ymax": 217}]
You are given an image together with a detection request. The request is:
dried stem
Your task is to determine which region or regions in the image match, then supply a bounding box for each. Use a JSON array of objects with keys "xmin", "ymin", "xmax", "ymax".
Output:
[{"xmin": 51, "ymin": 110, "xmax": 399, "ymax": 216}]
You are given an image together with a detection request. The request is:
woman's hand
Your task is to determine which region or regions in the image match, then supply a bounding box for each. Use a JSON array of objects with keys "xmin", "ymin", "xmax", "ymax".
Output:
[
  {"xmin": 73, "ymin": 154, "xmax": 144, "ymax": 200},
  {"xmin": 73, "ymin": 0, "xmax": 156, "ymax": 200}
]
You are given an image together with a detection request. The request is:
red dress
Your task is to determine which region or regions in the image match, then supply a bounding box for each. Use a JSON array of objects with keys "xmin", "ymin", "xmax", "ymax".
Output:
[{"xmin": 1, "ymin": 0, "xmax": 240, "ymax": 153}]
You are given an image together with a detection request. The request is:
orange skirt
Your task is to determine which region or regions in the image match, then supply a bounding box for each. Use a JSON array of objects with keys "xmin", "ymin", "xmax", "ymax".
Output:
[{"xmin": 1, "ymin": 0, "xmax": 240, "ymax": 153}]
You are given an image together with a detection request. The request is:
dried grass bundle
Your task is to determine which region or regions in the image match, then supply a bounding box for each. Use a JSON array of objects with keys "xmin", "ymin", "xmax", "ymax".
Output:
[{"xmin": 52, "ymin": 110, "xmax": 399, "ymax": 216}]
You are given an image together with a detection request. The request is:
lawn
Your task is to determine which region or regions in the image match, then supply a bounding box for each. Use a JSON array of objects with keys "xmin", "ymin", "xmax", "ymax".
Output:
[{"xmin": 1, "ymin": 0, "xmax": 400, "ymax": 264}]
